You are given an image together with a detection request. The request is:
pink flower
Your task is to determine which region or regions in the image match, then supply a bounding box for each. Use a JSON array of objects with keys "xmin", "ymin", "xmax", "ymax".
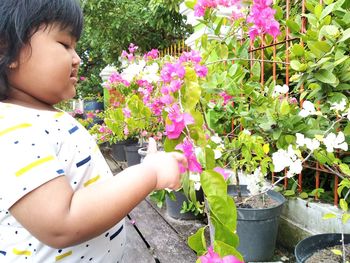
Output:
[
  {"xmin": 165, "ymin": 104, "xmax": 194, "ymax": 139},
  {"xmin": 124, "ymin": 125, "xmax": 129, "ymax": 136},
  {"xmin": 160, "ymin": 62, "xmax": 186, "ymax": 83},
  {"xmin": 199, "ymin": 246, "xmax": 243, "ymax": 263},
  {"xmin": 80, "ymin": 76, "xmax": 86, "ymax": 81},
  {"xmin": 175, "ymin": 138, "xmax": 202, "ymax": 173},
  {"xmin": 219, "ymin": 91, "xmax": 233, "ymax": 105},
  {"xmin": 123, "ymin": 107, "xmax": 131, "ymax": 118},
  {"xmin": 144, "ymin": 49, "xmax": 159, "ymax": 60},
  {"xmin": 214, "ymin": 167, "xmax": 230, "ymax": 180},
  {"xmin": 179, "ymin": 50, "xmax": 202, "ymax": 64},
  {"xmin": 195, "ymin": 65, "xmax": 208, "ymax": 78}
]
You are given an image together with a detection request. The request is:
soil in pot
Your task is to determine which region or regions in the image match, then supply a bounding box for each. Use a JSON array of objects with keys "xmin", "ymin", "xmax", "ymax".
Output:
[
  {"xmin": 235, "ymin": 193, "xmax": 279, "ymax": 209},
  {"xmin": 305, "ymin": 244, "xmax": 350, "ymax": 263}
]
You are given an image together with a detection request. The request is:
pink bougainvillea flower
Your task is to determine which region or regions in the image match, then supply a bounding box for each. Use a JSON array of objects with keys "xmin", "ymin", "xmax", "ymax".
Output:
[
  {"xmin": 169, "ymin": 79, "xmax": 183, "ymax": 93},
  {"xmin": 80, "ymin": 76, "xmax": 86, "ymax": 81},
  {"xmin": 214, "ymin": 167, "xmax": 231, "ymax": 180},
  {"xmin": 128, "ymin": 43, "xmax": 138, "ymax": 53},
  {"xmin": 86, "ymin": 112, "xmax": 95, "ymax": 119},
  {"xmin": 160, "ymin": 94, "xmax": 174, "ymax": 105},
  {"xmin": 175, "ymin": 138, "xmax": 202, "ymax": 173},
  {"xmin": 219, "ymin": 91, "xmax": 233, "ymax": 105},
  {"xmin": 144, "ymin": 49, "xmax": 159, "ymax": 60},
  {"xmin": 123, "ymin": 125, "xmax": 129, "ymax": 136},
  {"xmin": 179, "ymin": 50, "xmax": 202, "ymax": 64},
  {"xmin": 165, "ymin": 104, "xmax": 194, "ymax": 139},
  {"xmin": 195, "ymin": 64, "xmax": 208, "ymax": 78},
  {"xmin": 247, "ymin": 0, "xmax": 280, "ymax": 40},
  {"xmin": 122, "ymin": 107, "xmax": 131, "ymax": 118},
  {"xmin": 199, "ymin": 246, "xmax": 243, "ymax": 263},
  {"xmin": 160, "ymin": 62, "xmax": 186, "ymax": 83}
]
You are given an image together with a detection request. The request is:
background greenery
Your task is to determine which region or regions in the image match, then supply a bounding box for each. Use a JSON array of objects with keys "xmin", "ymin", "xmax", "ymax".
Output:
[{"xmin": 76, "ymin": 0, "xmax": 192, "ymax": 99}]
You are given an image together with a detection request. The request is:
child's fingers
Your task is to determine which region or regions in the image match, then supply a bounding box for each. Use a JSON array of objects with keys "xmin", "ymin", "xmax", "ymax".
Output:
[
  {"xmin": 147, "ymin": 137, "xmax": 157, "ymax": 154},
  {"xmin": 171, "ymin": 152, "xmax": 188, "ymax": 170}
]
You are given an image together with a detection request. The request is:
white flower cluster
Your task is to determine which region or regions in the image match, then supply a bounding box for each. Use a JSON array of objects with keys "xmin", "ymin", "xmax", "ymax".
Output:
[
  {"xmin": 245, "ymin": 168, "xmax": 270, "ymax": 195},
  {"xmin": 272, "ymin": 145, "xmax": 303, "ymax": 178}
]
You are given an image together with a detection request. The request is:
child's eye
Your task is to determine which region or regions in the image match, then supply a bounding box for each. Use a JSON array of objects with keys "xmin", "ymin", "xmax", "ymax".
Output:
[{"xmin": 58, "ymin": 42, "xmax": 70, "ymax": 49}]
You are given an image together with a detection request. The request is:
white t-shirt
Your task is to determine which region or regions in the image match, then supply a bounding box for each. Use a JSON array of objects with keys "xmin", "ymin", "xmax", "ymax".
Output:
[{"xmin": 0, "ymin": 102, "xmax": 125, "ymax": 262}]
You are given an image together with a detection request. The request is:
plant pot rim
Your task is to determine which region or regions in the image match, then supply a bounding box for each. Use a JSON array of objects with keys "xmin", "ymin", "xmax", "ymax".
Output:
[{"xmin": 294, "ymin": 233, "xmax": 350, "ymax": 263}]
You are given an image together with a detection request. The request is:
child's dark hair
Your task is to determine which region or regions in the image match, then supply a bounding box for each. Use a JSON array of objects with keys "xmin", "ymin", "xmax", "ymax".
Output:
[{"xmin": 0, "ymin": 0, "xmax": 83, "ymax": 100}]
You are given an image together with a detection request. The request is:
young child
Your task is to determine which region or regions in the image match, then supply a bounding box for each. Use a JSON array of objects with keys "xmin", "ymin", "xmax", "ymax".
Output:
[{"xmin": 0, "ymin": 0, "xmax": 186, "ymax": 262}]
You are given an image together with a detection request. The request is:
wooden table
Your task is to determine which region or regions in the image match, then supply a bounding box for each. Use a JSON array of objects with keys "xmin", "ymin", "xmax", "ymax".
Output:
[{"xmin": 102, "ymin": 146, "xmax": 205, "ymax": 263}]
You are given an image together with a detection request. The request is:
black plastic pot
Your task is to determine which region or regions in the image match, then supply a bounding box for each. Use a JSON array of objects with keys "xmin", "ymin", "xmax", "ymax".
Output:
[
  {"xmin": 110, "ymin": 139, "xmax": 138, "ymax": 162},
  {"xmin": 209, "ymin": 185, "xmax": 285, "ymax": 262},
  {"xmin": 166, "ymin": 190, "xmax": 205, "ymax": 220},
  {"xmin": 295, "ymin": 233, "xmax": 350, "ymax": 263},
  {"xmin": 124, "ymin": 143, "xmax": 144, "ymax": 167},
  {"xmin": 83, "ymin": 99, "xmax": 104, "ymax": 112}
]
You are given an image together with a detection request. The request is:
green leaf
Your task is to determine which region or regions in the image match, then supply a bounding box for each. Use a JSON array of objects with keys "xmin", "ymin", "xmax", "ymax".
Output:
[
  {"xmin": 314, "ymin": 69, "xmax": 337, "ymax": 84},
  {"xmin": 339, "ymin": 163, "xmax": 350, "ymax": 176},
  {"xmin": 307, "ymin": 41, "xmax": 331, "ymax": 58},
  {"xmin": 291, "ymin": 44, "xmax": 305, "ymax": 57},
  {"xmin": 299, "ymin": 192, "xmax": 309, "ymax": 199},
  {"xmin": 205, "ymin": 147, "xmax": 216, "ymax": 170},
  {"xmin": 339, "ymin": 28, "xmax": 350, "ymax": 42},
  {"xmin": 201, "ymin": 170, "xmax": 227, "ymax": 197},
  {"xmin": 286, "ymin": 19, "xmax": 300, "ymax": 33},
  {"xmin": 331, "ymin": 249, "xmax": 343, "ymax": 256},
  {"xmin": 214, "ymin": 240, "xmax": 243, "ymax": 261},
  {"xmin": 323, "ymin": 213, "xmax": 337, "ymax": 220},
  {"xmin": 284, "ymin": 190, "xmax": 295, "ymax": 196},
  {"xmin": 290, "ymin": 60, "xmax": 307, "ymax": 71},
  {"xmin": 279, "ymin": 99, "xmax": 290, "ymax": 115},
  {"xmin": 342, "ymin": 213, "xmax": 350, "ymax": 224},
  {"xmin": 339, "ymin": 199, "xmax": 348, "ymax": 212},
  {"xmin": 188, "ymin": 227, "xmax": 207, "ymax": 255}
]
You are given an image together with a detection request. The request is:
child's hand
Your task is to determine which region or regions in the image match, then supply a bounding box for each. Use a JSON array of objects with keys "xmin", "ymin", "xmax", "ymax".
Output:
[{"xmin": 142, "ymin": 138, "xmax": 187, "ymax": 190}]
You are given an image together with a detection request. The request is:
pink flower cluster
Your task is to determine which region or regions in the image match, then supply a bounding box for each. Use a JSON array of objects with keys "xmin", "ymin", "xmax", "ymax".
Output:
[
  {"xmin": 194, "ymin": 0, "xmax": 280, "ymax": 40},
  {"xmin": 194, "ymin": 0, "xmax": 241, "ymax": 17},
  {"xmin": 200, "ymin": 246, "xmax": 243, "ymax": 263},
  {"xmin": 121, "ymin": 43, "xmax": 139, "ymax": 61},
  {"xmin": 105, "ymin": 72, "xmax": 130, "ymax": 90},
  {"xmin": 247, "ymin": 0, "xmax": 280, "ymax": 40},
  {"xmin": 144, "ymin": 49, "xmax": 159, "ymax": 60},
  {"xmin": 175, "ymin": 138, "xmax": 202, "ymax": 173}
]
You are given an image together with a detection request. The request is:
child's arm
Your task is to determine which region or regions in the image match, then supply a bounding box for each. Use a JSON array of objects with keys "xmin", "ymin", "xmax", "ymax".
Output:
[{"xmin": 9, "ymin": 141, "xmax": 187, "ymax": 249}]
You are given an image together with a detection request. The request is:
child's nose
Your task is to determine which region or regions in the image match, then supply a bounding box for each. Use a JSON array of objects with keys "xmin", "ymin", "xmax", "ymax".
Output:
[{"xmin": 72, "ymin": 50, "xmax": 81, "ymax": 66}]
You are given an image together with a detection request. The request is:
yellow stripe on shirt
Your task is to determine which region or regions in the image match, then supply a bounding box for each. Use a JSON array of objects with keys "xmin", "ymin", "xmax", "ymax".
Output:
[
  {"xmin": 0, "ymin": 123, "xmax": 32, "ymax": 137},
  {"xmin": 55, "ymin": 251, "xmax": 72, "ymax": 261},
  {"xmin": 84, "ymin": 175, "xmax": 101, "ymax": 187},
  {"xmin": 12, "ymin": 248, "xmax": 32, "ymax": 256},
  {"xmin": 54, "ymin": 112, "xmax": 65, "ymax": 118},
  {"xmin": 15, "ymin": 156, "xmax": 55, "ymax": 177}
]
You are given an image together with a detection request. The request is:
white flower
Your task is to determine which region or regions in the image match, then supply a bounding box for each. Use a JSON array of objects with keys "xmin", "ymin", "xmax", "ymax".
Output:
[
  {"xmin": 246, "ymin": 168, "xmax": 269, "ymax": 195},
  {"xmin": 242, "ymin": 129, "xmax": 251, "ymax": 135},
  {"xmin": 142, "ymin": 63, "xmax": 160, "ymax": 83},
  {"xmin": 299, "ymin": 100, "xmax": 316, "ymax": 117},
  {"xmin": 296, "ymin": 133, "xmax": 320, "ymax": 152},
  {"xmin": 272, "ymin": 84, "xmax": 289, "ymax": 97},
  {"xmin": 296, "ymin": 133, "xmax": 306, "ymax": 147},
  {"xmin": 213, "ymin": 149, "xmax": 222, "ymax": 159},
  {"xmin": 287, "ymin": 159, "xmax": 302, "ymax": 178},
  {"xmin": 121, "ymin": 62, "xmax": 145, "ymax": 82},
  {"xmin": 323, "ymin": 132, "xmax": 348, "ymax": 152},
  {"xmin": 189, "ymin": 173, "xmax": 201, "ymax": 191},
  {"xmin": 330, "ymin": 99, "xmax": 346, "ymax": 112},
  {"xmin": 272, "ymin": 149, "xmax": 291, "ymax": 172},
  {"xmin": 272, "ymin": 145, "xmax": 302, "ymax": 177},
  {"xmin": 211, "ymin": 134, "xmax": 222, "ymax": 144}
]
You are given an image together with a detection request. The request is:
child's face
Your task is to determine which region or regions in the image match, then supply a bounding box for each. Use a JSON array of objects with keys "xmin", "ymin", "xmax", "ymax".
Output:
[{"xmin": 7, "ymin": 23, "xmax": 81, "ymax": 106}]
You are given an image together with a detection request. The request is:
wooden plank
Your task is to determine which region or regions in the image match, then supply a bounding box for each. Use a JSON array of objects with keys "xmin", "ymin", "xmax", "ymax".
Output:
[
  {"xmin": 146, "ymin": 197, "xmax": 207, "ymax": 242},
  {"xmin": 129, "ymin": 200, "xmax": 198, "ymax": 263},
  {"xmin": 122, "ymin": 218, "xmax": 155, "ymax": 263}
]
